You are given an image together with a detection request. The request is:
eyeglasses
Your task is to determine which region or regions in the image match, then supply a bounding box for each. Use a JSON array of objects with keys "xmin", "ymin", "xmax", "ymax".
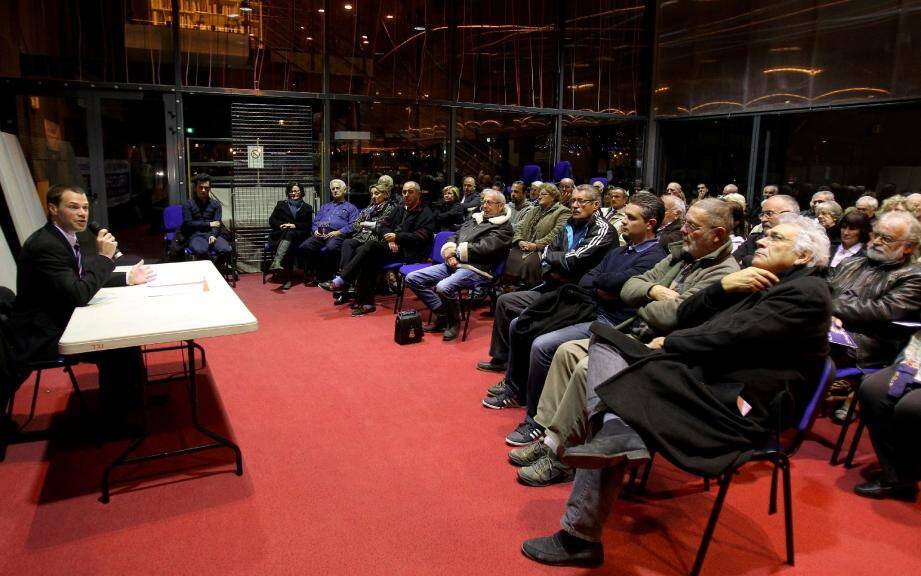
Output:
[
  {"xmin": 570, "ymin": 198, "xmax": 596, "ymax": 206},
  {"xmin": 682, "ymin": 220, "xmax": 704, "ymax": 233},
  {"xmin": 760, "ymin": 210, "xmax": 791, "ymax": 219},
  {"xmin": 481, "ymin": 199, "xmax": 500, "ymax": 206},
  {"xmin": 869, "ymin": 231, "xmax": 904, "ymax": 246},
  {"xmin": 538, "ymin": 192, "xmax": 553, "ymax": 198}
]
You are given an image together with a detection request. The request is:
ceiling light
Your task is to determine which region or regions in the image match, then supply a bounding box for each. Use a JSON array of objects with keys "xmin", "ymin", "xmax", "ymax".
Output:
[
  {"xmin": 306, "ymin": 36, "xmax": 313, "ymax": 41},
  {"xmin": 228, "ymin": 13, "xmax": 239, "ymax": 18},
  {"xmin": 240, "ymin": 0, "xmax": 252, "ymax": 13},
  {"xmin": 344, "ymin": 3, "xmax": 353, "ymax": 10},
  {"xmin": 318, "ymin": 8, "xmax": 325, "ymax": 13},
  {"xmin": 361, "ymin": 34, "xmax": 367, "ymax": 39},
  {"xmin": 299, "ymin": 26, "xmax": 305, "ymax": 30},
  {"xmin": 413, "ymin": 26, "xmax": 426, "ymax": 31},
  {"xmin": 386, "ymin": 14, "xmax": 394, "ymax": 19},
  {"xmin": 362, "ymin": 40, "xmax": 369, "ymax": 44}
]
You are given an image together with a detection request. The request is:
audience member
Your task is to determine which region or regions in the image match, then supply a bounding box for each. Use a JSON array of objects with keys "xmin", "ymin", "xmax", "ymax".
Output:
[
  {"xmin": 520, "ymin": 215, "xmax": 832, "ymax": 568},
  {"xmin": 559, "ymin": 178, "xmax": 575, "ymax": 207},
  {"xmin": 816, "ymin": 200, "xmax": 844, "ymax": 246},
  {"xmin": 853, "ymin": 333, "xmax": 921, "ymax": 502},
  {"xmin": 300, "ymin": 179, "xmax": 359, "ymax": 284},
  {"xmin": 734, "ymin": 194, "xmax": 800, "ymax": 266},
  {"xmin": 663, "ymin": 182, "xmax": 686, "ymax": 203},
  {"xmin": 320, "ymin": 181, "xmax": 434, "ymax": 316},
  {"xmin": 405, "ymin": 189, "xmax": 513, "ymax": 341},
  {"xmin": 459, "ymin": 175, "xmax": 482, "ymax": 216},
  {"xmin": 267, "ymin": 181, "xmax": 313, "ymax": 289},
  {"xmin": 856, "ymin": 195, "xmax": 879, "ymax": 222},
  {"xmin": 880, "ymin": 194, "xmax": 908, "ymax": 214},
  {"xmin": 829, "ymin": 211, "xmax": 871, "ymax": 268},
  {"xmin": 503, "ymin": 183, "xmax": 570, "ymax": 288},
  {"xmin": 600, "ymin": 186, "xmax": 628, "ymax": 232},
  {"xmin": 182, "ymin": 173, "xmax": 232, "ymax": 265},
  {"xmin": 906, "ymin": 193, "xmax": 921, "ymax": 221},
  {"xmin": 656, "ymin": 195, "xmax": 685, "ymax": 247},
  {"xmin": 432, "ymin": 185, "xmax": 465, "ymax": 232},
  {"xmin": 508, "ymin": 181, "xmax": 533, "ymax": 227},
  {"xmin": 804, "ymin": 189, "xmax": 836, "ymax": 218}
]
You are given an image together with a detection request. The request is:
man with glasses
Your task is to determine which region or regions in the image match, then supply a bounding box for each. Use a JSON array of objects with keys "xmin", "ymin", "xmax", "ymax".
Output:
[
  {"xmin": 733, "ymin": 194, "xmax": 800, "ymax": 266},
  {"xmin": 830, "ymin": 211, "xmax": 921, "ymax": 367},
  {"xmin": 404, "ymin": 189, "xmax": 514, "ymax": 341}
]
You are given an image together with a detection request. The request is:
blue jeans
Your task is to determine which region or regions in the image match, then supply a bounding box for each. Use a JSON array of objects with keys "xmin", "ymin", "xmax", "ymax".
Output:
[
  {"xmin": 188, "ymin": 233, "xmax": 231, "ymax": 258},
  {"xmin": 404, "ymin": 264, "xmax": 483, "ymax": 311}
]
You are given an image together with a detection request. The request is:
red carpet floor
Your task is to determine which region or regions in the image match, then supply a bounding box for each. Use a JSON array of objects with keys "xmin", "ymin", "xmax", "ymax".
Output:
[{"xmin": 2, "ymin": 274, "xmax": 920, "ymax": 575}]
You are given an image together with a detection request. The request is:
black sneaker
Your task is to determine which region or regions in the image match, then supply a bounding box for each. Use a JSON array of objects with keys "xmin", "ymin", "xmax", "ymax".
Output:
[
  {"xmin": 486, "ymin": 379, "xmax": 507, "ymax": 397},
  {"xmin": 506, "ymin": 420, "xmax": 545, "ymax": 446},
  {"xmin": 521, "ymin": 530, "xmax": 603, "ymax": 567},
  {"xmin": 482, "ymin": 392, "xmax": 520, "ymax": 410}
]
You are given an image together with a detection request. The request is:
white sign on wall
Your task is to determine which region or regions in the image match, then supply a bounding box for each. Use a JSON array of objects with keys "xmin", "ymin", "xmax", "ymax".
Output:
[{"xmin": 247, "ymin": 145, "xmax": 264, "ymax": 169}]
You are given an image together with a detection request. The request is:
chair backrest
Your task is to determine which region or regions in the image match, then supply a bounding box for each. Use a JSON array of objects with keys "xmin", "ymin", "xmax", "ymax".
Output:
[
  {"xmin": 163, "ymin": 204, "xmax": 184, "ymax": 232},
  {"xmin": 521, "ymin": 164, "xmax": 542, "ymax": 187},
  {"xmin": 589, "ymin": 177, "xmax": 609, "ymax": 188},
  {"xmin": 431, "ymin": 230, "xmax": 454, "ymax": 264},
  {"xmin": 552, "ymin": 161, "xmax": 572, "ymax": 182}
]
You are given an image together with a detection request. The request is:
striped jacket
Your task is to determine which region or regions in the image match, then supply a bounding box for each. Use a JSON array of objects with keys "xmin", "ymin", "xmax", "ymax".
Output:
[{"xmin": 541, "ymin": 213, "xmax": 617, "ymax": 284}]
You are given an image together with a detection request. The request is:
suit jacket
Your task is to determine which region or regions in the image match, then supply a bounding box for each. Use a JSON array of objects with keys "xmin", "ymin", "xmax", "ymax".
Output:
[{"xmin": 9, "ymin": 222, "xmax": 126, "ymax": 363}]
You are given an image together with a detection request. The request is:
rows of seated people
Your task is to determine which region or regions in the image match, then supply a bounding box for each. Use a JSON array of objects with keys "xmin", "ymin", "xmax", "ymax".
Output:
[{"xmin": 263, "ymin": 169, "xmax": 921, "ymax": 566}]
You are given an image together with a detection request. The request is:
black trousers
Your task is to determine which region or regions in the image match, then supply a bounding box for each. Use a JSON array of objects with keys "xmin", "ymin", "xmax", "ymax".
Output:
[
  {"xmin": 340, "ymin": 240, "xmax": 401, "ymax": 306},
  {"xmin": 488, "ymin": 290, "xmax": 539, "ymax": 362},
  {"xmin": 859, "ymin": 366, "xmax": 921, "ymax": 484}
]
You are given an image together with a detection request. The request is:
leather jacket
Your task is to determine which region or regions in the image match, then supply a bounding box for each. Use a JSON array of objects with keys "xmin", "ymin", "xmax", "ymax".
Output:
[{"xmin": 830, "ymin": 256, "xmax": 921, "ymax": 366}]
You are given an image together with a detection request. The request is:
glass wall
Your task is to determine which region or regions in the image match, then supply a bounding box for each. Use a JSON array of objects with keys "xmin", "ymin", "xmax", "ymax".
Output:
[
  {"xmin": 560, "ymin": 118, "xmax": 644, "ymax": 187},
  {"xmin": 455, "ymin": 1, "xmax": 558, "ymax": 108},
  {"xmin": 329, "ymin": 101, "xmax": 448, "ymax": 207},
  {"xmin": 654, "ymin": 0, "xmax": 921, "ymax": 117},
  {"xmin": 328, "ymin": 0, "xmax": 450, "ymax": 100},
  {"xmin": 657, "ymin": 117, "xmax": 753, "ymax": 197},
  {"xmin": 562, "ymin": 1, "xmax": 648, "ymax": 115},
  {"xmin": 0, "ymin": 0, "xmax": 174, "ymax": 85}
]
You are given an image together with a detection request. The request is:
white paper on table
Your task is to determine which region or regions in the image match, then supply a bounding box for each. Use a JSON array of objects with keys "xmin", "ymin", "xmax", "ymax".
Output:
[
  {"xmin": 146, "ymin": 266, "xmax": 209, "ymax": 288},
  {"xmin": 145, "ymin": 282, "xmax": 209, "ymax": 297}
]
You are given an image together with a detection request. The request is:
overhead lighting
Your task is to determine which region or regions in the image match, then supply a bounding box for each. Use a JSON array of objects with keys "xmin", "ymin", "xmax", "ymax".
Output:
[
  {"xmin": 240, "ymin": 0, "xmax": 252, "ymax": 13},
  {"xmin": 361, "ymin": 34, "xmax": 367, "ymax": 39},
  {"xmin": 306, "ymin": 36, "xmax": 313, "ymax": 41},
  {"xmin": 344, "ymin": 3, "xmax": 353, "ymax": 10},
  {"xmin": 386, "ymin": 14, "xmax": 394, "ymax": 19},
  {"xmin": 299, "ymin": 26, "xmax": 304, "ymax": 30},
  {"xmin": 763, "ymin": 67, "xmax": 823, "ymax": 76},
  {"xmin": 362, "ymin": 40, "xmax": 369, "ymax": 44},
  {"xmin": 228, "ymin": 13, "xmax": 239, "ymax": 18},
  {"xmin": 318, "ymin": 8, "xmax": 325, "ymax": 13},
  {"xmin": 413, "ymin": 25, "xmax": 426, "ymax": 31}
]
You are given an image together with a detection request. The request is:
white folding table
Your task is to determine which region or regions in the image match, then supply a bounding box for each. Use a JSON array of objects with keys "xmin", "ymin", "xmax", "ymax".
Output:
[{"xmin": 59, "ymin": 260, "xmax": 258, "ymax": 502}]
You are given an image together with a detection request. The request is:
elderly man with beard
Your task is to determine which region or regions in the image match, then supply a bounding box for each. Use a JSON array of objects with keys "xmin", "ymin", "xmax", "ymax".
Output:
[
  {"xmin": 829, "ymin": 211, "xmax": 921, "ymax": 368},
  {"xmin": 520, "ymin": 215, "xmax": 832, "ymax": 567}
]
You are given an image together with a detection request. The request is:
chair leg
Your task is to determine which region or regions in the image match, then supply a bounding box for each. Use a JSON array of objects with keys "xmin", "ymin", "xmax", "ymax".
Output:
[
  {"xmin": 830, "ymin": 393, "xmax": 860, "ymax": 465},
  {"xmin": 782, "ymin": 458, "xmax": 794, "ymax": 565},
  {"xmin": 392, "ymin": 274, "xmax": 403, "ymax": 314},
  {"xmin": 461, "ymin": 297, "xmax": 472, "ymax": 341},
  {"xmin": 844, "ymin": 419, "xmax": 866, "ymax": 468},
  {"xmin": 20, "ymin": 369, "xmax": 43, "ymax": 431},
  {"xmin": 624, "ymin": 466, "xmax": 640, "ymax": 499},
  {"xmin": 638, "ymin": 454, "xmax": 655, "ymax": 495},
  {"xmin": 691, "ymin": 474, "xmax": 732, "ymax": 576},
  {"xmin": 769, "ymin": 462, "xmax": 779, "ymax": 515},
  {"xmin": 703, "ymin": 476, "xmax": 711, "ymax": 492}
]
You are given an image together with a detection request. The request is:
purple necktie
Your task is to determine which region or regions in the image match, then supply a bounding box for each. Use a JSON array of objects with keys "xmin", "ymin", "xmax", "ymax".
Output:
[{"xmin": 73, "ymin": 241, "xmax": 83, "ymax": 277}]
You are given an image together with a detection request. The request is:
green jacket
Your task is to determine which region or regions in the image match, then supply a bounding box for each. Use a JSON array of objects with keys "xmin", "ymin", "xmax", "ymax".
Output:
[
  {"xmin": 512, "ymin": 202, "xmax": 570, "ymax": 249},
  {"xmin": 620, "ymin": 240, "xmax": 739, "ymax": 332}
]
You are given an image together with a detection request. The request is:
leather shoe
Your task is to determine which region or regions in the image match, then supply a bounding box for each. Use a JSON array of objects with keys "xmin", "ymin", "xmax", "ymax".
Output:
[
  {"xmin": 423, "ymin": 313, "xmax": 447, "ymax": 333},
  {"xmin": 351, "ymin": 305, "xmax": 376, "ymax": 317},
  {"xmin": 333, "ymin": 293, "xmax": 352, "ymax": 306},
  {"xmin": 281, "ymin": 280, "xmax": 293, "ymax": 290},
  {"xmin": 854, "ymin": 480, "xmax": 918, "ymax": 501},
  {"xmin": 476, "ymin": 359, "xmax": 507, "ymax": 373},
  {"xmin": 521, "ymin": 530, "xmax": 603, "ymax": 567},
  {"xmin": 560, "ymin": 418, "xmax": 650, "ymax": 469}
]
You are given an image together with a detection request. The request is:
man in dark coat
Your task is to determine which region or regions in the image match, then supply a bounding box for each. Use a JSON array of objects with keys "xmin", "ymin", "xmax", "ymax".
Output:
[
  {"xmin": 9, "ymin": 184, "xmax": 155, "ymax": 412},
  {"xmin": 320, "ymin": 181, "xmax": 434, "ymax": 316},
  {"xmin": 732, "ymin": 194, "xmax": 799, "ymax": 266},
  {"xmin": 182, "ymin": 173, "xmax": 232, "ymax": 263},
  {"xmin": 267, "ymin": 182, "xmax": 313, "ymax": 289},
  {"xmin": 521, "ymin": 215, "xmax": 833, "ymax": 567},
  {"xmin": 405, "ymin": 189, "xmax": 513, "ymax": 341}
]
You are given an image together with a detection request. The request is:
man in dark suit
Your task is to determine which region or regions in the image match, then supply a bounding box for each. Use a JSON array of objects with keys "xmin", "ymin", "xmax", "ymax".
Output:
[
  {"xmin": 10, "ymin": 184, "xmax": 154, "ymax": 411},
  {"xmin": 182, "ymin": 173, "xmax": 232, "ymax": 263}
]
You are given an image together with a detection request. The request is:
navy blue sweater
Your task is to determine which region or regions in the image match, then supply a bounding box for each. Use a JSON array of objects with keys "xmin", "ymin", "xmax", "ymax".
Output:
[{"xmin": 579, "ymin": 238, "xmax": 668, "ymax": 324}]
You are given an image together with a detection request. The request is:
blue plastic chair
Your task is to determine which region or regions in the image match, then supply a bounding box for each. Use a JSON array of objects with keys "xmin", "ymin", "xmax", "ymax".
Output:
[
  {"xmin": 162, "ymin": 204, "xmax": 184, "ymax": 260},
  {"xmin": 393, "ymin": 231, "xmax": 453, "ymax": 312},
  {"xmin": 521, "ymin": 164, "xmax": 542, "ymax": 187},
  {"xmin": 552, "ymin": 161, "xmax": 572, "ymax": 182},
  {"xmin": 589, "ymin": 177, "xmax": 609, "ymax": 188},
  {"xmin": 829, "ymin": 365, "xmax": 881, "ymax": 466},
  {"xmin": 460, "ymin": 259, "xmax": 506, "ymax": 341}
]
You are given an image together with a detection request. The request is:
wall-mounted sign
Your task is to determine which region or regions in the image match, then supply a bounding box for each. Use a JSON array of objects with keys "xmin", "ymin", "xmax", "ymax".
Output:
[{"xmin": 247, "ymin": 145, "xmax": 264, "ymax": 169}]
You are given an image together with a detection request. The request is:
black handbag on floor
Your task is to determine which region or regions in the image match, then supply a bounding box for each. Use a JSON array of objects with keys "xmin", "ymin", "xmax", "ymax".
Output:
[{"xmin": 394, "ymin": 310, "xmax": 423, "ymax": 344}]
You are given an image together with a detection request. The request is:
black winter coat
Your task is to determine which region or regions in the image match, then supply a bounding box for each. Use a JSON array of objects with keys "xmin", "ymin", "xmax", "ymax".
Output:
[
  {"xmin": 268, "ymin": 200, "xmax": 313, "ymax": 245},
  {"xmin": 594, "ymin": 265, "xmax": 832, "ymax": 476},
  {"xmin": 380, "ymin": 203, "xmax": 436, "ymax": 263}
]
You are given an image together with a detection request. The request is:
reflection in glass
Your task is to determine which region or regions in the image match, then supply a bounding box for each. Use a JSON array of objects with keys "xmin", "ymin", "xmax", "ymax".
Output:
[{"xmin": 560, "ymin": 118, "xmax": 644, "ymax": 186}]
